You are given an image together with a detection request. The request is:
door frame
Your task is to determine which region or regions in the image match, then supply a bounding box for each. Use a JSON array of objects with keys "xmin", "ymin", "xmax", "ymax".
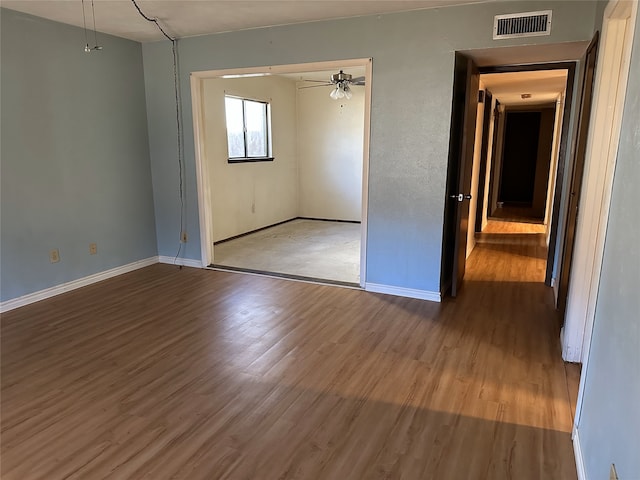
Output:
[
  {"xmin": 564, "ymin": 0, "xmax": 637, "ymax": 362},
  {"xmin": 478, "ymin": 63, "xmax": 576, "ymax": 279},
  {"xmin": 570, "ymin": 0, "xmax": 638, "ymax": 439},
  {"xmin": 556, "ymin": 33, "xmax": 600, "ymax": 319},
  {"xmin": 442, "ymin": 59, "xmax": 576, "ymax": 298},
  {"xmin": 190, "ymin": 58, "xmax": 373, "ymax": 287}
]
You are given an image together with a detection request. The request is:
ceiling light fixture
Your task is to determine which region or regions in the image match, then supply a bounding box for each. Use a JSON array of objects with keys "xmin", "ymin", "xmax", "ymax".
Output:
[
  {"xmin": 330, "ymin": 83, "xmax": 353, "ymax": 100},
  {"xmin": 329, "ymin": 71, "xmax": 355, "ymax": 100},
  {"xmin": 298, "ymin": 70, "xmax": 364, "ymax": 99}
]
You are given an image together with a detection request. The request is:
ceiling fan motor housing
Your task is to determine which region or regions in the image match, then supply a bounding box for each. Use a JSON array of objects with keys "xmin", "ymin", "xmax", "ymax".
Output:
[{"xmin": 331, "ymin": 70, "xmax": 352, "ymax": 84}]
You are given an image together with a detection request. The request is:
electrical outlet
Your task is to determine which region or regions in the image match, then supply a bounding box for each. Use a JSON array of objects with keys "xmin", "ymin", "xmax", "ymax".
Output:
[
  {"xmin": 89, "ymin": 243, "xmax": 97, "ymax": 255},
  {"xmin": 181, "ymin": 232, "xmax": 188, "ymax": 243},
  {"xmin": 49, "ymin": 249, "xmax": 60, "ymax": 263},
  {"xmin": 610, "ymin": 464, "xmax": 618, "ymax": 480}
]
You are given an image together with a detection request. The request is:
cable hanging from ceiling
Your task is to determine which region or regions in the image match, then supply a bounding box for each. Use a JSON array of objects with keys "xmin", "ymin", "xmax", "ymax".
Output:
[
  {"xmin": 130, "ymin": 0, "xmax": 186, "ymax": 266},
  {"xmin": 81, "ymin": 0, "xmax": 102, "ymax": 52}
]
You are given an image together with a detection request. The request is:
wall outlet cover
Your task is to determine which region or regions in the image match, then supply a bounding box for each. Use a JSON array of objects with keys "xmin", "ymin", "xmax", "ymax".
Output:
[
  {"xmin": 49, "ymin": 249, "xmax": 60, "ymax": 263},
  {"xmin": 89, "ymin": 243, "xmax": 98, "ymax": 255},
  {"xmin": 181, "ymin": 232, "xmax": 188, "ymax": 243}
]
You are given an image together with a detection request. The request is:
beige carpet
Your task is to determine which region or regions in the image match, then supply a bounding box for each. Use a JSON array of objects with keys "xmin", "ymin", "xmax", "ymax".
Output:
[{"xmin": 213, "ymin": 219, "xmax": 361, "ymax": 284}]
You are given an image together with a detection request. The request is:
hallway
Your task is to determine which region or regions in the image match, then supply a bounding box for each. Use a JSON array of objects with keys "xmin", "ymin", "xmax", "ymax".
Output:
[{"xmin": 1, "ymin": 225, "xmax": 576, "ymax": 479}]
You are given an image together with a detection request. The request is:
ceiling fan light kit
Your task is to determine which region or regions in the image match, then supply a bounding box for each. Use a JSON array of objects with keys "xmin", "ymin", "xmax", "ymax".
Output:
[
  {"xmin": 330, "ymin": 83, "xmax": 353, "ymax": 100},
  {"xmin": 301, "ymin": 70, "xmax": 365, "ymax": 100}
]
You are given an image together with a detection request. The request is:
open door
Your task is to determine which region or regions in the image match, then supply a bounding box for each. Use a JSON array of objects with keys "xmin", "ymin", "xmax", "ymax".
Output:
[
  {"xmin": 441, "ymin": 53, "xmax": 480, "ymax": 297},
  {"xmin": 557, "ymin": 33, "xmax": 599, "ymax": 317}
]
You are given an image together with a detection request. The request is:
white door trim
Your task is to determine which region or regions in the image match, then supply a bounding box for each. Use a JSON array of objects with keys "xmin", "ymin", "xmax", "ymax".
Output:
[
  {"xmin": 568, "ymin": 0, "xmax": 638, "ymax": 431},
  {"xmin": 189, "ymin": 59, "xmax": 373, "ymax": 286},
  {"xmin": 190, "ymin": 74, "xmax": 212, "ymax": 268}
]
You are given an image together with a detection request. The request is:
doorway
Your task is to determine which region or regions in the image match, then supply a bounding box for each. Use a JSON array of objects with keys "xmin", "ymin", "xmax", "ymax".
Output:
[
  {"xmin": 442, "ymin": 59, "xmax": 576, "ymax": 297},
  {"xmin": 492, "ymin": 107, "xmax": 556, "ymax": 223},
  {"xmin": 190, "ymin": 59, "xmax": 372, "ymax": 287}
]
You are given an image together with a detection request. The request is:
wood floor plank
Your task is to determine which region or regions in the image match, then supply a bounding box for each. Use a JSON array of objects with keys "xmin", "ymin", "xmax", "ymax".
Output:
[{"xmin": 1, "ymin": 222, "xmax": 577, "ymax": 479}]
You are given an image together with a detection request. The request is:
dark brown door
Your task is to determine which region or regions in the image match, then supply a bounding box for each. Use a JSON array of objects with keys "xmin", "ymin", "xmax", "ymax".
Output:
[
  {"xmin": 557, "ymin": 32, "xmax": 599, "ymax": 317},
  {"xmin": 441, "ymin": 53, "xmax": 479, "ymax": 297}
]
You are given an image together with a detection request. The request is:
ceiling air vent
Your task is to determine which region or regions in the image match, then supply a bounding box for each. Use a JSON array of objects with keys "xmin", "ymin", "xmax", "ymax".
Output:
[{"xmin": 493, "ymin": 10, "xmax": 552, "ymax": 40}]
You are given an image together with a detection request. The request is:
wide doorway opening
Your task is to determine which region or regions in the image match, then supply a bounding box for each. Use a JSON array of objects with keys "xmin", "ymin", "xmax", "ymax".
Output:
[{"xmin": 191, "ymin": 59, "xmax": 372, "ymax": 287}]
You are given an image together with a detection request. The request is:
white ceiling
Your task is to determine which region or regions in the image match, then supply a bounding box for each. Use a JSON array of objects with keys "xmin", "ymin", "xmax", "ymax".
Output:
[
  {"xmin": 481, "ymin": 69, "xmax": 568, "ymax": 106},
  {"xmin": 1, "ymin": 0, "xmax": 496, "ymax": 43},
  {"xmin": 465, "ymin": 42, "xmax": 589, "ymax": 67}
]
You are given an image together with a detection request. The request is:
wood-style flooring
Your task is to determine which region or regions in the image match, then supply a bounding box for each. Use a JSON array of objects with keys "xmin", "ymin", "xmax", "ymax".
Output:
[
  {"xmin": 1, "ymin": 222, "xmax": 576, "ymax": 479},
  {"xmin": 490, "ymin": 205, "xmax": 545, "ymax": 224}
]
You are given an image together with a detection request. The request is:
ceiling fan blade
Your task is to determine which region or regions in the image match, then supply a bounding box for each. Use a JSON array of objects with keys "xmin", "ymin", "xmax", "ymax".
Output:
[
  {"xmin": 298, "ymin": 83, "xmax": 333, "ymax": 89},
  {"xmin": 301, "ymin": 79, "xmax": 333, "ymax": 83},
  {"xmin": 351, "ymin": 76, "xmax": 365, "ymax": 84}
]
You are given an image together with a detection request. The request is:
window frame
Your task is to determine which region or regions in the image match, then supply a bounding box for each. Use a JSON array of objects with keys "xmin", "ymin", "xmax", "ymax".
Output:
[{"xmin": 224, "ymin": 95, "xmax": 274, "ymax": 163}]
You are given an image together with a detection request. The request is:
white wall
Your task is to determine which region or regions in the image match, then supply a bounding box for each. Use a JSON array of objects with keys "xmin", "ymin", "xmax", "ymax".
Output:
[
  {"xmin": 296, "ymin": 82, "xmax": 364, "ymax": 221},
  {"xmin": 481, "ymin": 96, "xmax": 498, "ymax": 231},
  {"xmin": 466, "ymin": 81, "xmax": 486, "ymax": 258},
  {"xmin": 489, "ymin": 104, "xmax": 507, "ymax": 216},
  {"xmin": 545, "ymin": 93, "xmax": 566, "ymax": 244},
  {"xmin": 202, "ymin": 76, "xmax": 298, "ymax": 242}
]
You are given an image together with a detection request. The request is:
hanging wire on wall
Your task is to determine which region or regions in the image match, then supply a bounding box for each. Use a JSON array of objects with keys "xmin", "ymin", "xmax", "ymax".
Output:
[
  {"xmin": 91, "ymin": 0, "xmax": 103, "ymax": 50},
  {"xmin": 130, "ymin": 0, "xmax": 186, "ymax": 266},
  {"xmin": 81, "ymin": 0, "xmax": 91, "ymax": 52},
  {"xmin": 81, "ymin": 0, "xmax": 102, "ymax": 52}
]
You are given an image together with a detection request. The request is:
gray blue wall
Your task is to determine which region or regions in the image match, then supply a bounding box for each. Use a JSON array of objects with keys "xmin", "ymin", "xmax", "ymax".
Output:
[
  {"xmin": 2, "ymin": 3, "xmax": 638, "ymax": 477},
  {"xmin": 577, "ymin": 9, "xmax": 640, "ymax": 478},
  {"xmin": 142, "ymin": 1, "xmax": 598, "ymax": 294},
  {"xmin": 0, "ymin": 9, "xmax": 157, "ymax": 302}
]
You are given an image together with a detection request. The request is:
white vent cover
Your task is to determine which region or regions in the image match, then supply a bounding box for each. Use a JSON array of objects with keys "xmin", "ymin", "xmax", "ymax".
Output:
[{"xmin": 493, "ymin": 10, "xmax": 552, "ymax": 40}]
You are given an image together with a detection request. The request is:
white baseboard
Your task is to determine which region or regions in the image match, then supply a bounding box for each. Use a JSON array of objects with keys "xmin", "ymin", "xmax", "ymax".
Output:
[
  {"xmin": 365, "ymin": 283, "xmax": 441, "ymax": 302},
  {"xmin": 158, "ymin": 256, "xmax": 203, "ymax": 268},
  {"xmin": 0, "ymin": 257, "xmax": 158, "ymax": 313},
  {"xmin": 573, "ymin": 427, "xmax": 587, "ymax": 480}
]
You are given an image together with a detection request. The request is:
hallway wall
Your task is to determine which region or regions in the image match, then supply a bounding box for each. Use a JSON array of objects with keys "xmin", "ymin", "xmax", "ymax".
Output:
[{"xmin": 577, "ymin": 7, "xmax": 640, "ymax": 478}]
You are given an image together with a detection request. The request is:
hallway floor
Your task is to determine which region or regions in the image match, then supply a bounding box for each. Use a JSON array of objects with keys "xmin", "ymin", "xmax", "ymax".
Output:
[
  {"xmin": 213, "ymin": 219, "xmax": 360, "ymax": 284},
  {"xmin": 1, "ymin": 221, "xmax": 577, "ymax": 479}
]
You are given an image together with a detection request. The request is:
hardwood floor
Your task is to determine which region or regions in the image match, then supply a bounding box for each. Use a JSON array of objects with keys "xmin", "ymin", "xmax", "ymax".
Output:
[
  {"xmin": 1, "ymin": 231, "xmax": 576, "ymax": 479},
  {"xmin": 489, "ymin": 205, "xmax": 545, "ymax": 224}
]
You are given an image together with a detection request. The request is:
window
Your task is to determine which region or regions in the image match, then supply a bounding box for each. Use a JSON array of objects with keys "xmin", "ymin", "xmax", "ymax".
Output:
[{"xmin": 224, "ymin": 96, "xmax": 273, "ymax": 163}]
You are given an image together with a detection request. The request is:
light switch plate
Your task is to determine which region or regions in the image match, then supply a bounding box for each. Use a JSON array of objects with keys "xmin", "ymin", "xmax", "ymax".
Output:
[{"xmin": 50, "ymin": 249, "xmax": 60, "ymax": 263}]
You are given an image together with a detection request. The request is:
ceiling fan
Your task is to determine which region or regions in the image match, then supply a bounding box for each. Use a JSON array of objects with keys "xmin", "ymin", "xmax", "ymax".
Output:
[{"xmin": 299, "ymin": 70, "xmax": 365, "ymax": 99}]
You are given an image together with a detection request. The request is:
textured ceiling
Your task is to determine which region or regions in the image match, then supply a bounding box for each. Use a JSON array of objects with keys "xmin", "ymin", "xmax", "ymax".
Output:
[
  {"xmin": 1, "ymin": 0, "xmax": 496, "ymax": 43},
  {"xmin": 481, "ymin": 70, "xmax": 569, "ymax": 106}
]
